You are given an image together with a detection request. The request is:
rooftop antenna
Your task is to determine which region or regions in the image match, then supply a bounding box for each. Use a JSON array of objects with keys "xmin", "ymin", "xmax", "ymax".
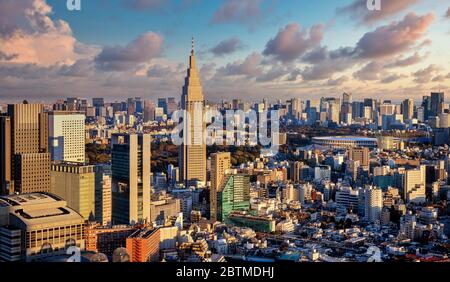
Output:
[{"xmin": 191, "ymin": 36, "xmax": 195, "ymax": 55}]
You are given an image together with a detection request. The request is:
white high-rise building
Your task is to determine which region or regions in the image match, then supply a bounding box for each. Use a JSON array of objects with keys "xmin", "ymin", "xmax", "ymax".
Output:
[
  {"xmin": 336, "ymin": 186, "xmax": 360, "ymax": 215},
  {"xmin": 48, "ymin": 111, "xmax": 85, "ymax": 163},
  {"xmin": 404, "ymin": 165, "xmax": 426, "ymax": 204},
  {"xmin": 364, "ymin": 186, "xmax": 383, "ymax": 223}
]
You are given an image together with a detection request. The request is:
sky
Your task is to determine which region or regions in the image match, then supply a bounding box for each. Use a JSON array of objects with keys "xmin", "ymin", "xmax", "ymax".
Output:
[{"xmin": 0, "ymin": 0, "xmax": 449, "ymax": 103}]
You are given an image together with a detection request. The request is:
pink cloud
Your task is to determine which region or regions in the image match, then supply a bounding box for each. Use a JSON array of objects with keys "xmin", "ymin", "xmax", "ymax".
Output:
[
  {"xmin": 263, "ymin": 23, "xmax": 324, "ymax": 63},
  {"xmin": 338, "ymin": 0, "xmax": 419, "ymax": 24},
  {"xmin": 0, "ymin": 0, "xmax": 94, "ymax": 66},
  {"xmin": 354, "ymin": 12, "xmax": 434, "ymax": 59},
  {"xmin": 95, "ymin": 32, "xmax": 164, "ymax": 71}
]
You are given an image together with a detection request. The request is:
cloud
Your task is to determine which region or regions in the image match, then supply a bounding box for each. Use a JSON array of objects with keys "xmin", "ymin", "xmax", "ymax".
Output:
[
  {"xmin": 380, "ymin": 74, "xmax": 407, "ymax": 84},
  {"xmin": 147, "ymin": 64, "xmax": 173, "ymax": 77},
  {"xmin": 327, "ymin": 76, "xmax": 349, "ymax": 86},
  {"xmin": 216, "ymin": 52, "xmax": 263, "ymax": 77},
  {"xmin": 338, "ymin": 0, "xmax": 419, "ymax": 25},
  {"xmin": 294, "ymin": 13, "xmax": 433, "ymax": 83},
  {"xmin": 0, "ymin": 0, "xmax": 71, "ymax": 36},
  {"xmin": 302, "ymin": 46, "xmax": 328, "ymax": 64},
  {"xmin": 256, "ymin": 65, "xmax": 289, "ymax": 82},
  {"xmin": 95, "ymin": 32, "xmax": 164, "ymax": 71},
  {"xmin": 412, "ymin": 64, "xmax": 442, "ymax": 84},
  {"xmin": 0, "ymin": 0, "xmax": 93, "ymax": 66},
  {"xmin": 0, "ymin": 51, "xmax": 18, "ymax": 61},
  {"xmin": 354, "ymin": 13, "xmax": 434, "ymax": 59},
  {"xmin": 263, "ymin": 23, "xmax": 324, "ymax": 63},
  {"xmin": 200, "ymin": 63, "xmax": 217, "ymax": 80},
  {"xmin": 210, "ymin": 0, "xmax": 267, "ymax": 28},
  {"xmin": 385, "ymin": 52, "xmax": 424, "ymax": 68},
  {"xmin": 300, "ymin": 50, "xmax": 355, "ymax": 81},
  {"xmin": 431, "ymin": 75, "xmax": 446, "ymax": 83},
  {"xmin": 210, "ymin": 37, "xmax": 244, "ymax": 56},
  {"xmin": 58, "ymin": 59, "xmax": 95, "ymax": 77},
  {"xmin": 353, "ymin": 61, "xmax": 385, "ymax": 81}
]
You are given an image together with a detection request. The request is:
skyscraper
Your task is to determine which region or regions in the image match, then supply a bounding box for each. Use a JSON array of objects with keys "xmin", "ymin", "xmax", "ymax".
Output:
[
  {"xmin": 157, "ymin": 98, "xmax": 168, "ymax": 115},
  {"xmin": 289, "ymin": 98, "xmax": 302, "ymax": 120},
  {"xmin": 210, "ymin": 152, "xmax": 231, "ymax": 222},
  {"xmin": 403, "ymin": 165, "xmax": 426, "ymax": 204},
  {"xmin": 0, "ymin": 116, "xmax": 12, "ymax": 195},
  {"xmin": 3, "ymin": 103, "xmax": 50, "ymax": 194},
  {"xmin": 364, "ymin": 186, "xmax": 383, "ymax": 223},
  {"xmin": 430, "ymin": 92, "xmax": 444, "ymax": 117},
  {"xmin": 111, "ymin": 133, "xmax": 151, "ymax": 225},
  {"xmin": 401, "ymin": 99, "xmax": 414, "ymax": 121},
  {"xmin": 217, "ymin": 174, "xmax": 250, "ymax": 222},
  {"xmin": 143, "ymin": 100, "xmax": 156, "ymax": 122},
  {"xmin": 421, "ymin": 96, "xmax": 431, "ymax": 121},
  {"xmin": 179, "ymin": 39, "xmax": 207, "ymax": 186},
  {"xmin": 94, "ymin": 165, "xmax": 112, "ymax": 226},
  {"xmin": 349, "ymin": 147, "xmax": 370, "ymax": 168},
  {"xmin": 50, "ymin": 162, "xmax": 96, "ymax": 220},
  {"xmin": 48, "ymin": 111, "xmax": 85, "ymax": 163}
]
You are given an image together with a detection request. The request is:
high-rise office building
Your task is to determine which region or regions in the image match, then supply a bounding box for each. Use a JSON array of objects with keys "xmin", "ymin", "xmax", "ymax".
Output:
[
  {"xmin": 430, "ymin": 92, "xmax": 444, "ymax": 117},
  {"xmin": 111, "ymin": 133, "xmax": 151, "ymax": 225},
  {"xmin": 290, "ymin": 161, "xmax": 304, "ymax": 183},
  {"xmin": 401, "ymin": 99, "xmax": 414, "ymax": 121},
  {"xmin": 217, "ymin": 174, "xmax": 250, "ymax": 222},
  {"xmin": 342, "ymin": 92, "xmax": 352, "ymax": 104},
  {"xmin": 364, "ymin": 187, "xmax": 383, "ymax": 223},
  {"xmin": 336, "ymin": 186, "xmax": 360, "ymax": 215},
  {"xmin": 92, "ymin": 98, "xmax": 105, "ymax": 117},
  {"xmin": 2, "ymin": 103, "xmax": 50, "ymax": 194},
  {"xmin": 157, "ymin": 98, "xmax": 168, "ymax": 115},
  {"xmin": 179, "ymin": 39, "xmax": 207, "ymax": 186},
  {"xmin": 421, "ymin": 96, "xmax": 431, "ymax": 121},
  {"xmin": 403, "ymin": 165, "xmax": 426, "ymax": 204},
  {"xmin": 143, "ymin": 101, "xmax": 156, "ymax": 122},
  {"xmin": 51, "ymin": 162, "xmax": 96, "ymax": 220},
  {"xmin": 349, "ymin": 147, "xmax": 370, "ymax": 168},
  {"xmin": 48, "ymin": 111, "xmax": 85, "ymax": 163},
  {"xmin": 289, "ymin": 98, "xmax": 302, "ymax": 120},
  {"xmin": 210, "ymin": 152, "xmax": 231, "ymax": 221},
  {"xmin": 0, "ymin": 116, "xmax": 13, "ymax": 195},
  {"xmin": 94, "ymin": 165, "xmax": 112, "ymax": 226},
  {"xmin": 92, "ymin": 98, "xmax": 104, "ymax": 108}
]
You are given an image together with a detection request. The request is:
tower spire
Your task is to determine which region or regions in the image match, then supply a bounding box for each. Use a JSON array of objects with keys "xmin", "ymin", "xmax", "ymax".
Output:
[{"xmin": 189, "ymin": 36, "xmax": 196, "ymax": 69}]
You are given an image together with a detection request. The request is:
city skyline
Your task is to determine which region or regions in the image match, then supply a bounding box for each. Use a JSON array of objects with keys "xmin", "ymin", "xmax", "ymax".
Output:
[
  {"xmin": 1, "ymin": 0, "xmax": 450, "ymax": 267},
  {"xmin": 0, "ymin": 0, "xmax": 450, "ymax": 103}
]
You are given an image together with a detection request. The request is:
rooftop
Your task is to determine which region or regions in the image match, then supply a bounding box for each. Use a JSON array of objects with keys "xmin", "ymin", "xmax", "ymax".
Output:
[
  {"xmin": 312, "ymin": 136, "xmax": 377, "ymax": 142},
  {"xmin": 0, "ymin": 193, "xmax": 62, "ymax": 207}
]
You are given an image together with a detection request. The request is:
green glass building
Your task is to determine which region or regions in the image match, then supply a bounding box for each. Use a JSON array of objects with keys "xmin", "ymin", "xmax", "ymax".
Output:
[{"xmin": 217, "ymin": 174, "xmax": 250, "ymax": 222}]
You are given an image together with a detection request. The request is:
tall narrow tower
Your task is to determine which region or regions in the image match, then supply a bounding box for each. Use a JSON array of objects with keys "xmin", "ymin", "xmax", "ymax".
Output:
[{"xmin": 179, "ymin": 38, "xmax": 207, "ymax": 186}]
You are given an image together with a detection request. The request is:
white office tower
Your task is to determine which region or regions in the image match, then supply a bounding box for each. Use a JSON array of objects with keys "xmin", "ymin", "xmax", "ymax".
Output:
[
  {"xmin": 403, "ymin": 165, "xmax": 426, "ymax": 204},
  {"xmin": 336, "ymin": 186, "xmax": 360, "ymax": 215},
  {"xmin": 48, "ymin": 111, "xmax": 85, "ymax": 163},
  {"xmin": 364, "ymin": 186, "xmax": 383, "ymax": 223}
]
